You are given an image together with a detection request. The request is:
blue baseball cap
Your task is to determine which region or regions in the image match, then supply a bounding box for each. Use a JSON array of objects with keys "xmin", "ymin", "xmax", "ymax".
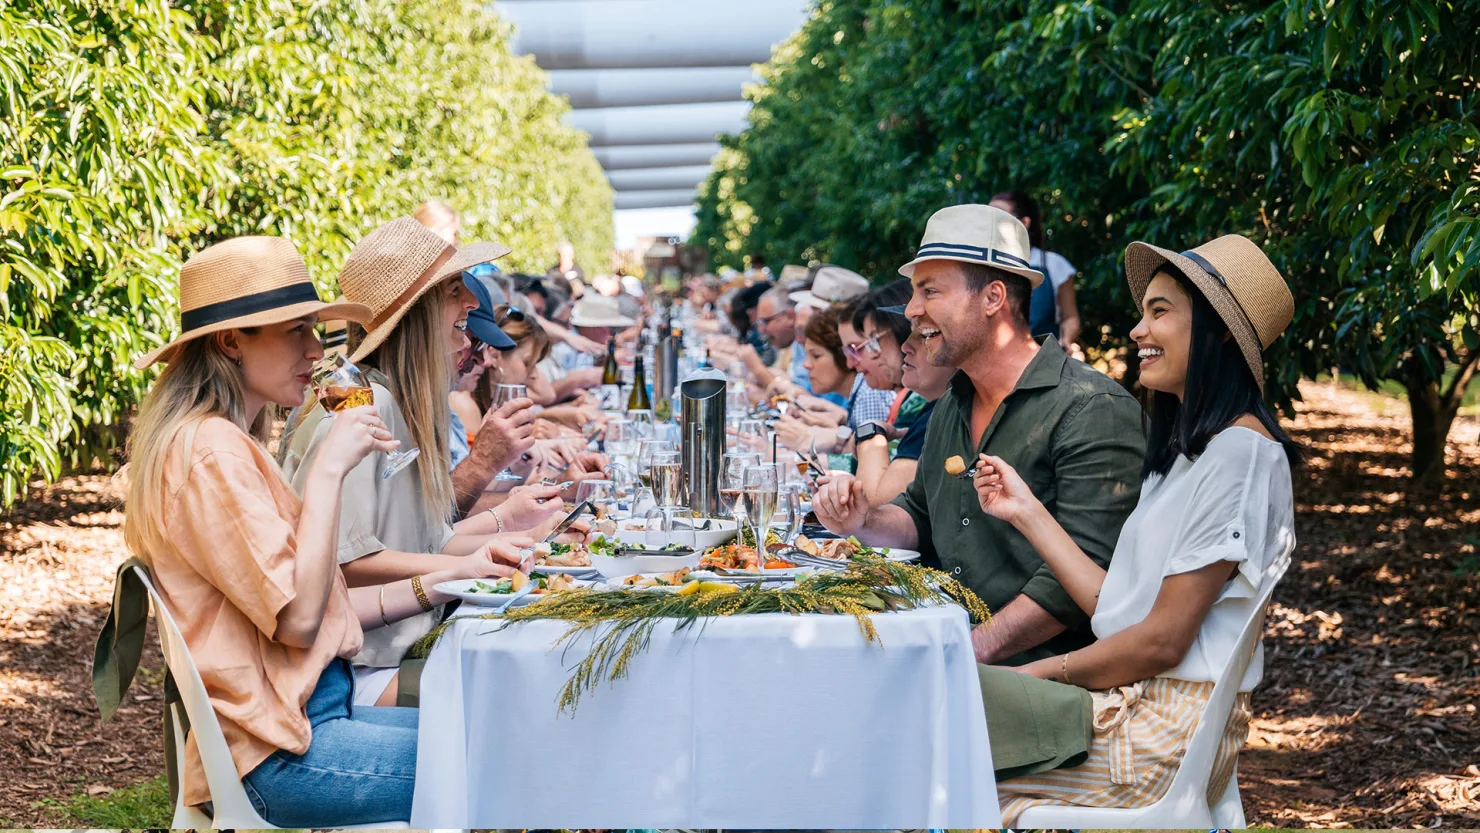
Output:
[{"xmin": 464, "ymin": 273, "xmax": 516, "ymax": 351}]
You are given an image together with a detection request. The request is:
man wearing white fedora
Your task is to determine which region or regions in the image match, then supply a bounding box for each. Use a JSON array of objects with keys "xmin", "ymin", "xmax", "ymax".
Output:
[{"xmin": 815, "ymin": 204, "xmax": 1146, "ymax": 666}]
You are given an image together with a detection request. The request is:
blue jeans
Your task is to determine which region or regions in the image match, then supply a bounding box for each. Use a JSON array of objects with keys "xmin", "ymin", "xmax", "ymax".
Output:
[{"xmin": 241, "ymin": 658, "xmax": 417, "ymax": 826}]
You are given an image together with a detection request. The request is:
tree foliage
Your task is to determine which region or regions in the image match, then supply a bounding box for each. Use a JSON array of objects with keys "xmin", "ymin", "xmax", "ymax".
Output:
[
  {"xmin": 0, "ymin": 0, "xmax": 612, "ymax": 507},
  {"xmin": 694, "ymin": 0, "xmax": 1479, "ymax": 483}
]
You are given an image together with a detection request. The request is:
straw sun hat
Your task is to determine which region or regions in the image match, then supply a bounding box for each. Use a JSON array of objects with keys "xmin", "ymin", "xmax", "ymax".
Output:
[
  {"xmin": 1124, "ymin": 234, "xmax": 1294, "ymax": 391},
  {"xmin": 134, "ymin": 237, "xmax": 371, "ymax": 369},
  {"xmin": 337, "ymin": 217, "xmax": 511, "ymax": 362}
]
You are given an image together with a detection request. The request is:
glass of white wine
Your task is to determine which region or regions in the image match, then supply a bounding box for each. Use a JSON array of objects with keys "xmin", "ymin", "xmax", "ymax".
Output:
[
  {"xmin": 311, "ymin": 353, "xmax": 418, "ymax": 480},
  {"xmin": 492, "ymin": 383, "xmax": 527, "ymax": 482},
  {"xmin": 648, "ymin": 450, "xmax": 684, "ymax": 508},
  {"xmin": 741, "ymin": 464, "xmax": 779, "ymax": 559}
]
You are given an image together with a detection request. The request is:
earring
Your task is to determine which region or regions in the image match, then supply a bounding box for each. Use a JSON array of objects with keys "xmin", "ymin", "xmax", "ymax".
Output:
[{"xmin": 232, "ymin": 356, "xmax": 242, "ymax": 368}]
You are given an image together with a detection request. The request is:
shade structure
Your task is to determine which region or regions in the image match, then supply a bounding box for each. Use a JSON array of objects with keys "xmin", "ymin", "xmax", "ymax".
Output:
[
  {"xmin": 592, "ymin": 143, "xmax": 722, "ymax": 171},
  {"xmin": 606, "ymin": 166, "xmax": 714, "ymax": 192},
  {"xmin": 550, "ymin": 67, "xmax": 757, "ymax": 109},
  {"xmin": 500, "ymin": 0, "xmax": 806, "ymax": 70},
  {"xmin": 614, "ymin": 190, "xmax": 699, "ymax": 210},
  {"xmin": 567, "ymin": 101, "xmax": 749, "ymax": 148}
]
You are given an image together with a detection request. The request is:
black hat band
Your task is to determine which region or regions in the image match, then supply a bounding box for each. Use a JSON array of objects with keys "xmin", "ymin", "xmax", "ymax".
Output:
[{"xmin": 179, "ymin": 282, "xmax": 323, "ymax": 332}]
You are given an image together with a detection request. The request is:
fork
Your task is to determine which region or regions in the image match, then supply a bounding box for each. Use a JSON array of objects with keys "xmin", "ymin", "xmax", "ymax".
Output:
[{"xmin": 493, "ymin": 580, "xmax": 537, "ymax": 613}]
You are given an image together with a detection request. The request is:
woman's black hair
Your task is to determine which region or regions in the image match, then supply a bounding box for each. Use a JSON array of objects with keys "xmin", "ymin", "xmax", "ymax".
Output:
[
  {"xmin": 990, "ymin": 189, "xmax": 1042, "ymax": 248},
  {"xmin": 850, "ymin": 278, "xmax": 913, "ymax": 348},
  {"xmin": 1142, "ymin": 267, "xmax": 1304, "ymax": 480},
  {"xmin": 728, "ymin": 281, "xmax": 772, "ymax": 337}
]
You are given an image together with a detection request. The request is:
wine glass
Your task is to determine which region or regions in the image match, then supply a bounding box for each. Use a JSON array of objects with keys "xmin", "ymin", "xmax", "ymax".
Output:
[
  {"xmin": 492, "ymin": 383, "xmax": 528, "ymax": 482},
  {"xmin": 605, "ymin": 418, "xmax": 639, "ymax": 462},
  {"xmin": 634, "ymin": 439, "xmax": 675, "ymax": 488},
  {"xmin": 643, "ymin": 505, "xmax": 698, "ymax": 552},
  {"xmin": 575, "ymin": 479, "xmax": 619, "ymax": 523},
  {"xmin": 736, "ymin": 418, "xmax": 768, "ymax": 456},
  {"xmin": 741, "ymin": 465, "xmax": 779, "ymax": 561},
  {"xmin": 311, "ymin": 353, "xmax": 419, "ymax": 480},
  {"xmin": 725, "ymin": 383, "xmax": 750, "ymax": 416},
  {"xmin": 720, "ymin": 452, "xmax": 761, "ymax": 543},
  {"xmin": 626, "ymin": 408, "xmax": 655, "ymax": 438}
]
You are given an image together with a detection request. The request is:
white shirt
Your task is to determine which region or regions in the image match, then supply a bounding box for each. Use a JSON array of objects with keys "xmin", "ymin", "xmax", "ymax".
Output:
[
  {"xmin": 1030, "ymin": 247, "xmax": 1076, "ymax": 292},
  {"xmin": 1092, "ymin": 427, "xmax": 1295, "ymax": 691}
]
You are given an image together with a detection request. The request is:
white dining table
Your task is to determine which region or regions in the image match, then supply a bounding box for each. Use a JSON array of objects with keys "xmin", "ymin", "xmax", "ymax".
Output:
[{"xmin": 410, "ymin": 603, "xmax": 1001, "ymax": 828}]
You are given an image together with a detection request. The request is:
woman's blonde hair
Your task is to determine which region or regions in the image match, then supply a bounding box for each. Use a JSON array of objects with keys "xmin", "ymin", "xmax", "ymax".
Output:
[
  {"xmin": 122, "ymin": 334, "xmax": 270, "ymax": 565},
  {"xmin": 348, "ymin": 284, "xmax": 455, "ymax": 523}
]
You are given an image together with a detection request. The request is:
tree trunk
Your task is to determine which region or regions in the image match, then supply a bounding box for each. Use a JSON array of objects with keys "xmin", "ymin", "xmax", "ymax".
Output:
[{"xmin": 1405, "ymin": 379, "xmax": 1454, "ymax": 487}]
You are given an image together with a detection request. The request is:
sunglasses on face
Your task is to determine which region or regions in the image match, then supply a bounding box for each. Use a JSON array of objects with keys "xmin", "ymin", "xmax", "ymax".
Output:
[
  {"xmin": 496, "ymin": 306, "xmax": 527, "ymax": 326},
  {"xmin": 755, "ymin": 308, "xmax": 792, "ymax": 326},
  {"xmin": 843, "ymin": 331, "xmax": 884, "ymax": 360}
]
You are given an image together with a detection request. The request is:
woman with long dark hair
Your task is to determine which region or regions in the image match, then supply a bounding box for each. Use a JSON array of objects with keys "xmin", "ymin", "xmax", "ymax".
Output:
[{"xmin": 971, "ymin": 235, "xmax": 1301, "ymax": 821}]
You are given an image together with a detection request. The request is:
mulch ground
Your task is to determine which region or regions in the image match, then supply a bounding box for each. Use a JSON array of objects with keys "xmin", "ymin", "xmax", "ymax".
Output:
[{"xmin": 0, "ymin": 381, "xmax": 1476, "ymax": 827}]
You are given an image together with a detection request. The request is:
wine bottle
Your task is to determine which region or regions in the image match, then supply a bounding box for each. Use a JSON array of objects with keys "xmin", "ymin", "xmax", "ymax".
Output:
[
  {"xmin": 601, "ymin": 337, "xmax": 619, "ymax": 385},
  {"xmin": 627, "ymin": 354, "xmax": 652, "ymax": 411}
]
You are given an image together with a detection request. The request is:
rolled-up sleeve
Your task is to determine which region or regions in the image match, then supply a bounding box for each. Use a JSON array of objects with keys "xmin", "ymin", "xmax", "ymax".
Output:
[
  {"xmin": 1021, "ymin": 392, "xmax": 1145, "ymax": 628},
  {"xmin": 890, "ymin": 459, "xmax": 935, "ymax": 559},
  {"xmin": 168, "ymin": 450, "xmax": 298, "ymax": 638}
]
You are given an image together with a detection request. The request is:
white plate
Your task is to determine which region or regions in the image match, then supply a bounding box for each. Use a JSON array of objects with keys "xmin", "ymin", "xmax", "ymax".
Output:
[
  {"xmin": 434, "ymin": 578, "xmax": 590, "ymax": 607},
  {"xmin": 614, "ymin": 518, "xmax": 739, "ymax": 550},
  {"xmin": 689, "ymin": 567, "xmax": 812, "ymax": 581},
  {"xmin": 528, "ymin": 562, "xmax": 598, "ymax": 575},
  {"xmin": 591, "ymin": 550, "xmax": 702, "ymax": 578},
  {"xmin": 798, "ymin": 546, "xmax": 922, "ymax": 563}
]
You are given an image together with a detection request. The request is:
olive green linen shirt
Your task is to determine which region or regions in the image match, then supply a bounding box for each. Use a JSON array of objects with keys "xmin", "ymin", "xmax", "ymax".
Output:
[{"xmin": 890, "ymin": 336, "xmax": 1146, "ymax": 664}]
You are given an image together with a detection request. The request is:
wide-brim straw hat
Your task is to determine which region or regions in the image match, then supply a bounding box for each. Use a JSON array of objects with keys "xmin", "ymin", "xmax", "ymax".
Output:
[
  {"xmin": 337, "ymin": 216, "xmax": 511, "ymax": 362},
  {"xmin": 898, "ymin": 204, "xmax": 1044, "ymax": 288},
  {"xmin": 568, "ymin": 294, "xmax": 635, "ymax": 328},
  {"xmin": 1124, "ymin": 234, "xmax": 1294, "ymax": 392},
  {"xmin": 134, "ymin": 237, "xmax": 371, "ymax": 369}
]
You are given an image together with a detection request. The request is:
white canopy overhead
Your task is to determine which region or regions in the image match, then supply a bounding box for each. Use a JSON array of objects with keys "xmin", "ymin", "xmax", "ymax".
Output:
[{"xmin": 496, "ymin": 0, "xmax": 809, "ymax": 210}]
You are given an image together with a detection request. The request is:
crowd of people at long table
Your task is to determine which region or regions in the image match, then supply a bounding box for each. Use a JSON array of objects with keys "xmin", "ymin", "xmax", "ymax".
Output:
[{"xmin": 101, "ymin": 191, "xmax": 1300, "ymax": 826}]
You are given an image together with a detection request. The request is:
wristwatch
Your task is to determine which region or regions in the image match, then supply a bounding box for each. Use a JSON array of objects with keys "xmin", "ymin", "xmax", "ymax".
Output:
[{"xmin": 854, "ymin": 422, "xmax": 887, "ymax": 444}]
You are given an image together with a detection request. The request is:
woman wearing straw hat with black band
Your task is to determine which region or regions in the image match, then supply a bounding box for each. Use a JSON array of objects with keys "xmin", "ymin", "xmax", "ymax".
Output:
[
  {"xmin": 968, "ymin": 234, "xmax": 1302, "ymax": 821},
  {"xmin": 122, "ymin": 237, "xmax": 524, "ymax": 826},
  {"xmin": 282, "ymin": 217, "xmax": 564, "ymax": 707}
]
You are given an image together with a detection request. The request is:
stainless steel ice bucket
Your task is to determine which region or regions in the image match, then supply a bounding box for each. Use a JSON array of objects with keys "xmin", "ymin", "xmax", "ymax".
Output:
[{"xmin": 679, "ymin": 368, "xmax": 727, "ymax": 517}]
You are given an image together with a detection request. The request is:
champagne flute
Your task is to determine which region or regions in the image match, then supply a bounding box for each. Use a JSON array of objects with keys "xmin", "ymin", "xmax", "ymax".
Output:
[
  {"xmin": 742, "ymin": 465, "xmax": 779, "ymax": 562},
  {"xmin": 492, "ymin": 383, "xmax": 528, "ymax": 482},
  {"xmin": 310, "ymin": 353, "xmax": 419, "ymax": 480},
  {"xmin": 634, "ymin": 439, "xmax": 675, "ymax": 488},
  {"xmin": 649, "ymin": 450, "xmax": 684, "ymax": 508}
]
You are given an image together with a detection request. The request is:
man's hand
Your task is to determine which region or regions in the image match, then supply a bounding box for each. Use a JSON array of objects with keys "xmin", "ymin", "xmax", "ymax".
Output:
[
  {"xmin": 564, "ymin": 331, "xmax": 606, "ymax": 356},
  {"xmin": 813, "ymin": 476, "xmax": 869, "ymax": 538},
  {"xmin": 496, "ymin": 484, "xmax": 565, "ymax": 531},
  {"xmin": 477, "ymin": 397, "xmax": 537, "ymax": 470}
]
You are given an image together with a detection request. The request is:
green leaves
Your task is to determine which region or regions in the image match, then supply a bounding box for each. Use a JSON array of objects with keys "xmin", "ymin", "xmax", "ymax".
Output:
[{"xmin": 0, "ymin": 0, "xmax": 611, "ymax": 509}]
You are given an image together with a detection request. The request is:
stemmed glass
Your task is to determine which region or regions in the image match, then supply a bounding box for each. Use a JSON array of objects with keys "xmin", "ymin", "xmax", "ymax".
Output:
[
  {"xmin": 626, "ymin": 408, "xmax": 655, "ymax": 439},
  {"xmin": 720, "ymin": 452, "xmax": 761, "ymax": 542},
  {"xmin": 648, "ymin": 450, "xmax": 684, "ymax": 508},
  {"xmin": 740, "ymin": 465, "xmax": 779, "ymax": 557},
  {"xmin": 634, "ymin": 439, "xmax": 676, "ymax": 488},
  {"xmin": 575, "ymin": 479, "xmax": 619, "ymax": 522},
  {"xmin": 311, "ymin": 353, "xmax": 419, "ymax": 480},
  {"xmin": 736, "ymin": 418, "xmax": 768, "ymax": 455},
  {"xmin": 492, "ymin": 383, "xmax": 528, "ymax": 482}
]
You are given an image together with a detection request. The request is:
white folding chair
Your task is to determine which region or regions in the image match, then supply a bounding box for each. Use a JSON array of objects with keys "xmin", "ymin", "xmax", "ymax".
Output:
[
  {"xmin": 1015, "ymin": 549, "xmax": 1291, "ymax": 828},
  {"xmin": 134, "ymin": 565, "xmax": 410, "ymax": 830}
]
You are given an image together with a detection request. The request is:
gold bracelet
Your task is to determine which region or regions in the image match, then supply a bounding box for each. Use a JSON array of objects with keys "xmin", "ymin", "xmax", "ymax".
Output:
[
  {"xmin": 378, "ymin": 584, "xmax": 390, "ymax": 627},
  {"xmin": 411, "ymin": 575, "xmax": 433, "ymax": 612},
  {"xmin": 486, "ymin": 507, "xmax": 503, "ymax": 533},
  {"xmin": 1061, "ymin": 651, "xmax": 1073, "ymax": 685}
]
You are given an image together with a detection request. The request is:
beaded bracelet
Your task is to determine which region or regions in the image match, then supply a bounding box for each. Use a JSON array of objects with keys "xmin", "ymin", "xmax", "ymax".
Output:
[{"xmin": 486, "ymin": 507, "xmax": 504, "ymax": 533}]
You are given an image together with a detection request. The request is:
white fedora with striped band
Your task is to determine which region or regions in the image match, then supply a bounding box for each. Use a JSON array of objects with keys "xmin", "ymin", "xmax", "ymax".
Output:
[{"xmin": 898, "ymin": 204, "xmax": 1045, "ymax": 288}]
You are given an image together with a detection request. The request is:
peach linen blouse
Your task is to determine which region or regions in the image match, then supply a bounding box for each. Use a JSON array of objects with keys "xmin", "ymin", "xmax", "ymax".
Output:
[{"xmin": 147, "ymin": 417, "xmax": 362, "ymax": 807}]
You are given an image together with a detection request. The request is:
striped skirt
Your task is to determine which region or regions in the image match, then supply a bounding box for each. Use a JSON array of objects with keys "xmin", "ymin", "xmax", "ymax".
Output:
[{"xmin": 998, "ymin": 676, "xmax": 1252, "ymax": 825}]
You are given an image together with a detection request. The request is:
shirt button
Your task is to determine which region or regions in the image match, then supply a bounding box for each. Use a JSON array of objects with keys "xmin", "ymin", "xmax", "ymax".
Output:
[
  {"xmin": 953, "ymin": 567, "xmax": 962, "ymax": 575},
  {"xmin": 962, "ymin": 518, "xmax": 970, "ymax": 526},
  {"xmin": 1232, "ymin": 531, "xmax": 1241, "ymax": 539}
]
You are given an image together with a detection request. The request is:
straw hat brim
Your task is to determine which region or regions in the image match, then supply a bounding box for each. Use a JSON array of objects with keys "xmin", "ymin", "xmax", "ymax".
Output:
[
  {"xmin": 1124, "ymin": 241, "xmax": 1268, "ymax": 391},
  {"xmin": 349, "ymin": 241, "xmax": 511, "ymax": 363},
  {"xmin": 134, "ymin": 299, "xmax": 373, "ymax": 370},
  {"xmin": 898, "ymin": 254, "xmax": 1044, "ymax": 289},
  {"xmin": 788, "ymin": 290, "xmax": 832, "ymax": 310}
]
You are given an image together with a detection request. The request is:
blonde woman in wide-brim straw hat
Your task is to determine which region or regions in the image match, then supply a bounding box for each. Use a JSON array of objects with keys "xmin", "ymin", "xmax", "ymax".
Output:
[
  {"xmin": 120, "ymin": 235, "xmax": 503, "ymax": 826},
  {"xmin": 134, "ymin": 237, "xmax": 371, "ymax": 369}
]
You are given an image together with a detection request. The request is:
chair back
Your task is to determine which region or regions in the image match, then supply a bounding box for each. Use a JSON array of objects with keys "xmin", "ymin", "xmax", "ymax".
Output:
[
  {"xmin": 1162, "ymin": 546, "xmax": 1292, "ymax": 797},
  {"xmin": 133, "ymin": 565, "xmax": 271, "ymax": 827}
]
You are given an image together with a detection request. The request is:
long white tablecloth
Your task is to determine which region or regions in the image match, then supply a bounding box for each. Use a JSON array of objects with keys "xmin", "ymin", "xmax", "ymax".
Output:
[{"xmin": 411, "ymin": 604, "xmax": 1000, "ymax": 828}]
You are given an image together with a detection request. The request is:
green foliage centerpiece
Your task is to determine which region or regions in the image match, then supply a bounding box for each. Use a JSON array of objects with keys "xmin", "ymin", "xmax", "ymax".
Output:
[{"xmin": 411, "ymin": 557, "xmax": 990, "ymax": 713}]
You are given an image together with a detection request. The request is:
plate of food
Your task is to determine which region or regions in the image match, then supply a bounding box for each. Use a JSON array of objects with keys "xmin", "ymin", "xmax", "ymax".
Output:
[
  {"xmin": 434, "ymin": 571, "xmax": 588, "ymax": 607},
  {"xmin": 528, "ymin": 541, "xmax": 598, "ymax": 574},
  {"xmin": 789, "ymin": 535, "xmax": 920, "ymax": 563},
  {"xmin": 614, "ymin": 517, "xmax": 739, "ymax": 550},
  {"xmin": 587, "ymin": 534, "xmax": 703, "ymax": 578},
  {"xmin": 604, "ymin": 566, "xmax": 693, "ymax": 590},
  {"xmin": 697, "ymin": 542, "xmax": 810, "ymax": 576}
]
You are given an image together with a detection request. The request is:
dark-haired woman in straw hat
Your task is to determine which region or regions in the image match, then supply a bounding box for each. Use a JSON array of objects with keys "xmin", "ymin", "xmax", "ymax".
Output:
[
  {"xmin": 122, "ymin": 237, "xmax": 522, "ymax": 826},
  {"xmin": 281, "ymin": 217, "xmax": 560, "ymax": 707},
  {"xmin": 968, "ymin": 235, "xmax": 1302, "ymax": 821}
]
